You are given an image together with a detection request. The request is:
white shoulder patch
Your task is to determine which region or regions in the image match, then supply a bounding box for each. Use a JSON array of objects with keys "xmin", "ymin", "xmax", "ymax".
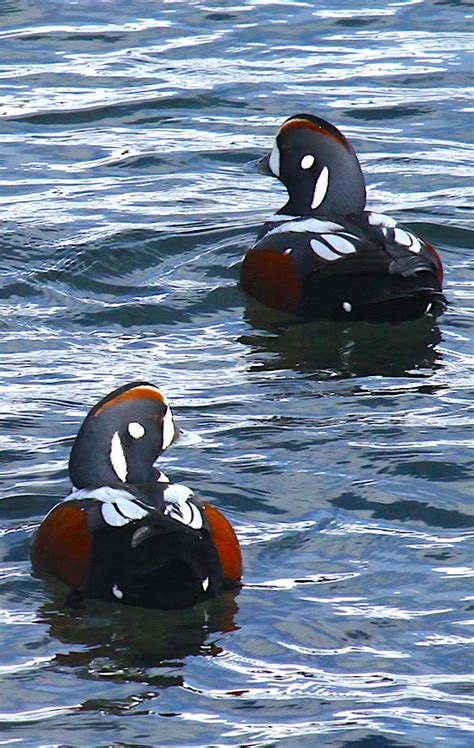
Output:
[
  {"xmin": 266, "ymin": 217, "xmax": 343, "ymax": 237},
  {"xmin": 368, "ymin": 212, "xmax": 397, "ymax": 229},
  {"xmin": 163, "ymin": 484, "xmax": 203, "ymax": 530},
  {"xmin": 66, "ymin": 486, "xmax": 137, "ymax": 503},
  {"xmin": 65, "ymin": 486, "xmax": 150, "ymax": 528}
]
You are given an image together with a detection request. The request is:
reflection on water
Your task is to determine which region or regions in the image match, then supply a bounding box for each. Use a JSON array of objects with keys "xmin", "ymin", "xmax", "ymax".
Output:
[
  {"xmin": 241, "ymin": 305, "xmax": 443, "ymax": 379},
  {"xmin": 39, "ymin": 591, "xmax": 239, "ymax": 675}
]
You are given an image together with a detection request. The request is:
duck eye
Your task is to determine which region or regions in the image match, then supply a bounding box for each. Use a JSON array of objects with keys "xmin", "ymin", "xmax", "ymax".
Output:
[
  {"xmin": 300, "ymin": 154, "xmax": 315, "ymax": 170},
  {"xmin": 128, "ymin": 421, "xmax": 145, "ymax": 439}
]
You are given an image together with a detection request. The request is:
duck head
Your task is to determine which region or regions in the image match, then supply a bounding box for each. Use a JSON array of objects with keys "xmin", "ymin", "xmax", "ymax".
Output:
[
  {"xmin": 267, "ymin": 113, "xmax": 366, "ymax": 217},
  {"xmin": 68, "ymin": 382, "xmax": 176, "ymax": 488}
]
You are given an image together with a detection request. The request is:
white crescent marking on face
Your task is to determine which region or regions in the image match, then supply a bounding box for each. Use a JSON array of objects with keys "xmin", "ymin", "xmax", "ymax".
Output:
[
  {"xmin": 110, "ymin": 431, "xmax": 128, "ymax": 482},
  {"xmin": 268, "ymin": 142, "xmax": 280, "ymax": 177},
  {"xmin": 342, "ymin": 301, "xmax": 352, "ymax": 312},
  {"xmin": 202, "ymin": 577, "xmax": 209, "ymax": 591},
  {"xmin": 300, "ymin": 154, "xmax": 315, "ymax": 170},
  {"xmin": 128, "ymin": 421, "xmax": 145, "ymax": 439},
  {"xmin": 311, "ymin": 166, "xmax": 329, "ymax": 210},
  {"xmin": 161, "ymin": 401, "xmax": 175, "ymax": 451},
  {"xmin": 310, "ymin": 238, "xmax": 340, "ymax": 262}
]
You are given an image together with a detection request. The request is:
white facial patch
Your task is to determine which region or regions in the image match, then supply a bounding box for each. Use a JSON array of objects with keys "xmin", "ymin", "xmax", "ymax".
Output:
[
  {"xmin": 128, "ymin": 421, "xmax": 145, "ymax": 439},
  {"xmin": 311, "ymin": 166, "xmax": 329, "ymax": 210},
  {"xmin": 268, "ymin": 142, "xmax": 280, "ymax": 177},
  {"xmin": 110, "ymin": 431, "xmax": 128, "ymax": 482},
  {"xmin": 202, "ymin": 577, "xmax": 209, "ymax": 592},
  {"xmin": 161, "ymin": 401, "xmax": 175, "ymax": 451},
  {"xmin": 342, "ymin": 301, "xmax": 352, "ymax": 313},
  {"xmin": 300, "ymin": 154, "xmax": 315, "ymax": 170}
]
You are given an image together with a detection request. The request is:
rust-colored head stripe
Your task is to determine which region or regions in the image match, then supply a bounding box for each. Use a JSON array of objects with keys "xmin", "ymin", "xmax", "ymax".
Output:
[
  {"xmin": 279, "ymin": 117, "xmax": 350, "ymax": 149},
  {"xmin": 92, "ymin": 385, "xmax": 167, "ymax": 418}
]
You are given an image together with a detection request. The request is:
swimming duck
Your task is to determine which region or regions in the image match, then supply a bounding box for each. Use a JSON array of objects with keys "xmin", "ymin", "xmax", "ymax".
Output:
[
  {"xmin": 241, "ymin": 114, "xmax": 446, "ymax": 322},
  {"xmin": 31, "ymin": 382, "xmax": 242, "ymax": 609}
]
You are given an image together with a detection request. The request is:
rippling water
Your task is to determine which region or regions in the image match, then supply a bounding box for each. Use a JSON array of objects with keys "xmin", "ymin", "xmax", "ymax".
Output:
[{"xmin": 1, "ymin": 0, "xmax": 473, "ymax": 745}]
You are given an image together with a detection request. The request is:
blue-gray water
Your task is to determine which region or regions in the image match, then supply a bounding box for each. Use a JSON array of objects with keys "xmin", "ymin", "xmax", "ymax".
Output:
[{"xmin": 0, "ymin": 1, "xmax": 473, "ymax": 746}]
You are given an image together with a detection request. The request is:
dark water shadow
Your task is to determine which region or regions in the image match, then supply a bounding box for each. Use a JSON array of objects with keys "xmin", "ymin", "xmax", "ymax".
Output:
[
  {"xmin": 332, "ymin": 490, "xmax": 474, "ymax": 530},
  {"xmin": 240, "ymin": 303, "xmax": 444, "ymax": 380},
  {"xmin": 37, "ymin": 588, "xmax": 239, "ymax": 683}
]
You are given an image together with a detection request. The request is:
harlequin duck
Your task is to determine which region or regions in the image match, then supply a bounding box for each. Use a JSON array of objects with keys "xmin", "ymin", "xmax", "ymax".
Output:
[
  {"xmin": 241, "ymin": 114, "xmax": 446, "ymax": 322},
  {"xmin": 31, "ymin": 382, "xmax": 242, "ymax": 609}
]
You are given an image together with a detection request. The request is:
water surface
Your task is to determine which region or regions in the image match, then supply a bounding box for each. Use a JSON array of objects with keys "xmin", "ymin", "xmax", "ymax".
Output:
[{"xmin": 0, "ymin": 1, "xmax": 473, "ymax": 746}]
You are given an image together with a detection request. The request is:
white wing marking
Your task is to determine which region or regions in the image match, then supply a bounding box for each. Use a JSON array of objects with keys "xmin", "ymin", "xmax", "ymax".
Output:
[
  {"xmin": 408, "ymin": 235, "xmax": 422, "ymax": 253},
  {"xmin": 112, "ymin": 584, "xmax": 124, "ymax": 599},
  {"xmin": 101, "ymin": 502, "xmax": 129, "ymax": 527},
  {"xmin": 310, "ymin": 239, "xmax": 341, "ymax": 262},
  {"xmin": 321, "ymin": 234, "xmax": 356, "ymax": 255},
  {"xmin": 101, "ymin": 498, "xmax": 149, "ymax": 527},
  {"xmin": 393, "ymin": 228, "xmax": 413, "ymax": 247},
  {"xmin": 163, "ymin": 484, "xmax": 203, "ymax": 530}
]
